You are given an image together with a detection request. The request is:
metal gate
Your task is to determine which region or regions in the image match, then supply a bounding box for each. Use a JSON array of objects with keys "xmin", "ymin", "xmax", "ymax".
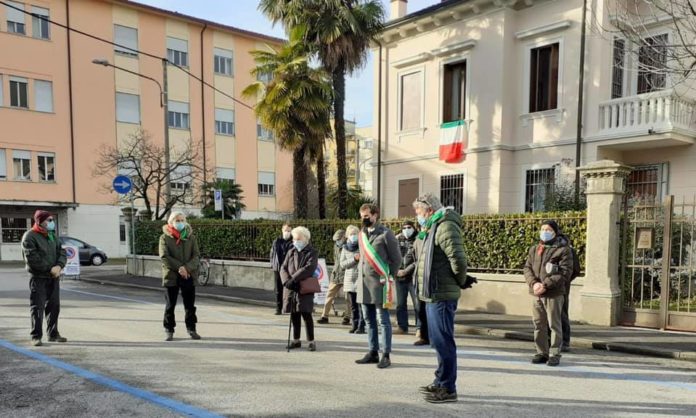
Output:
[{"xmin": 620, "ymin": 195, "xmax": 696, "ymax": 331}]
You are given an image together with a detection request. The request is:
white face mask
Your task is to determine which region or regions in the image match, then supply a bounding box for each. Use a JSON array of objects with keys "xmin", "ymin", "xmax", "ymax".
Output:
[{"xmin": 402, "ymin": 228, "xmax": 415, "ymax": 239}]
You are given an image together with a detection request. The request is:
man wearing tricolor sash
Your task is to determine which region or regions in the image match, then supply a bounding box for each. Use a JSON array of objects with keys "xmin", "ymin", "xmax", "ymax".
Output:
[{"xmin": 354, "ymin": 204, "xmax": 401, "ymax": 369}]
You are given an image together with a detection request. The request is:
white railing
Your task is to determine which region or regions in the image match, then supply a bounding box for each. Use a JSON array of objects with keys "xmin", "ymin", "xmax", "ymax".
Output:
[{"xmin": 598, "ymin": 89, "xmax": 696, "ymax": 135}]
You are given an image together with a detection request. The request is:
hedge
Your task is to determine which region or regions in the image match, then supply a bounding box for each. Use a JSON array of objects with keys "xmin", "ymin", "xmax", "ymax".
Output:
[{"xmin": 135, "ymin": 211, "xmax": 586, "ymax": 274}]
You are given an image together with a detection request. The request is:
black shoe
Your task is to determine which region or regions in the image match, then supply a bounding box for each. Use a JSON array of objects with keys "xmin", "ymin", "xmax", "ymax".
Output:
[
  {"xmin": 188, "ymin": 330, "xmax": 201, "ymax": 340},
  {"xmin": 165, "ymin": 331, "xmax": 174, "ymax": 341},
  {"xmin": 419, "ymin": 384, "xmax": 440, "ymax": 394},
  {"xmin": 31, "ymin": 338, "xmax": 42, "ymax": 347},
  {"xmin": 561, "ymin": 344, "xmax": 570, "ymax": 353},
  {"xmin": 355, "ymin": 351, "xmax": 379, "ymax": 364},
  {"xmin": 341, "ymin": 318, "xmax": 351, "ymax": 325},
  {"xmin": 377, "ymin": 354, "xmax": 391, "ymax": 369},
  {"xmin": 349, "ymin": 327, "xmax": 357, "ymax": 334},
  {"xmin": 531, "ymin": 354, "xmax": 549, "ymax": 364},
  {"xmin": 355, "ymin": 328, "xmax": 366, "ymax": 334},
  {"xmin": 274, "ymin": 309, "xmax": 282, "ymax": 315},
  {"xmin": 308, "ymin": 341, "xmax": 316, "ymax": 352},
  {"xmin": 414, "ymin": 339, "xmax": 429, "ymax": 346},
  {"xmin": 424, "ymin": 388, "xmax": 458, "ymax": 404},
  {"xmin": 547, "ymin": 355, "xmax": 561, "ymax": 367},
  {"xmin": 48, "ymin": 334, "xmax": 67, "ymax": 343},
  {"xmin": 317, "ymin": 317, "xmax": 329, "ymax": 324},
  {"xmin": 286, "ymin": 341, "xmax": 301, "ymax": 350}
]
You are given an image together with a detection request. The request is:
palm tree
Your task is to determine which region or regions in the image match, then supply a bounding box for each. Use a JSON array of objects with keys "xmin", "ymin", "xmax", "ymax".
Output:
[
  {"xmin": 243, "ymin": 26, "xmax": 333, "ymax": 219},
  {"xmin": 201, "ymin": 179, "xmax": 246, "ymax": 219},
  {"xmin": 259, "ymin": 0, "xmax": 384, "ymax": 219}
]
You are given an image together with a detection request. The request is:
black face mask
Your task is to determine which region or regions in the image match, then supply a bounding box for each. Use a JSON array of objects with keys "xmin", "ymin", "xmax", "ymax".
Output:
[{"xmin": 362, "ymin": 217, "xmax": 373, "ymax": 227}]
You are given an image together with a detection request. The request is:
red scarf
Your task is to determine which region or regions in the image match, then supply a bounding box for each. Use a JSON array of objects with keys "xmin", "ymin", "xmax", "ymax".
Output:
[
  {"xmin": 32, "ymin": 224, "xmax": 55, "ymax": 242},
  {"xmin": 537, "ymin": 241, "xmax": 546, "ymax": 256},
  {"xmin": 167, "ymin": 225, "xmax": 182, "ymax": 245}
]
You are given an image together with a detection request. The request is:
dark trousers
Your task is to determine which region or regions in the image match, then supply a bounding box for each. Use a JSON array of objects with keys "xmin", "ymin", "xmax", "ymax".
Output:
[
  {"xmin": 29, "ymin": 277, "xmax": 60, "ymax": 339},
  {"xmin": 291, "ymin": 312, "xmax": 314, "ymax": 341},
  {"xmin": 417, "ymin": 300, "xmax": 429, "ymax": 342},
  {"xmin": 426, "ymin": 300, "xmax": 458, "ymax": 393},
  {"xmin": 164, "ymin": 284, "xmax": 197, "ymax": 332},
  {"xmin": 347, "ymin": 291, "xmax": 365, "ymax": 330},
  {"xmin": 562, "ymin": 285, "xmax": 571, "ymax": 347},
  {"xmin": 395, "ymin": 280, "xmax": 420, "ymax": 331},
  {"xmin": 273, "ymin": 271, "xmax": 283, "ymax": 312}
]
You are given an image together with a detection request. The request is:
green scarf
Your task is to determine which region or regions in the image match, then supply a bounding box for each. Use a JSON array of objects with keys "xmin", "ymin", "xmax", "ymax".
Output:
[{"xmin": 417, "ymin": 209, "xmax": 445, "ymax": 240}]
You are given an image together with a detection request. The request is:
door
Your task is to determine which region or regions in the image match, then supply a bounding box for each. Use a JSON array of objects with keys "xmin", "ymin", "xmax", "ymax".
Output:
[{"xmin": 398, "ymin": 178, "xmax": 420, "ymax": 218}]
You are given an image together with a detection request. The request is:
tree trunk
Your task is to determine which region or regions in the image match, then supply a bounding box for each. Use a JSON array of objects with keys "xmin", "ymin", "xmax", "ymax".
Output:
[
  {"xmin": 317, "ymin": 144, "xmax": 326, "ymax": 219},
  {"xmin": 293, "ymin": 145, "xmax": 308, "ymax": 219},
  {"xmin": 333, "ymin": 64, "xmax": 348, "ymax": 219}
]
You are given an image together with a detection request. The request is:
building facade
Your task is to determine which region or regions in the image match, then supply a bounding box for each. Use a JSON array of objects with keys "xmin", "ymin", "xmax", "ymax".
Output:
[
  {"xmin": 0, "ymin": 0, "xmax": 292, "ymax": 260},
  {"xmin": 376, "ymin": 0, "xmax": 696, "ymax": 218}
]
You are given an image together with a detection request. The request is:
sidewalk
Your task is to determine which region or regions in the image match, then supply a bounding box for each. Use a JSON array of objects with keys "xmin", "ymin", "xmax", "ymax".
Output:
[{"xmin": 77, "ymin": 270, "xmax": 696, "ymax": 363}]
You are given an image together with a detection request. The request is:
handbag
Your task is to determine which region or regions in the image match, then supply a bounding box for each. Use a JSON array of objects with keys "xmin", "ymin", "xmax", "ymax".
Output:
[{"xmin": 299, "ymin": 276, "xmax": 321, "ymax": 295}]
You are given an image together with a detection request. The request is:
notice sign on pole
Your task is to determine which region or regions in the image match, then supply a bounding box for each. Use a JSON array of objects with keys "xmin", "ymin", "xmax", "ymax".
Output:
[
  {"xmin": 313, "ymin": 258, "xmax": 330, "ymax": 305},
  {"xmin": 62, "ymin": 245, "xmax": 81, "ymax": 277},
  {"xmin": 214, "ymin": 189, "xmax": 223, "ymax": 211}
]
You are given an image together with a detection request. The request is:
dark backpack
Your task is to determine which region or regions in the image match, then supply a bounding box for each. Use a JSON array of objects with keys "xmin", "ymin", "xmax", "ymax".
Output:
[{"xmin": 569, "ymin": 246, "xmax": 581, "ymax": 281}]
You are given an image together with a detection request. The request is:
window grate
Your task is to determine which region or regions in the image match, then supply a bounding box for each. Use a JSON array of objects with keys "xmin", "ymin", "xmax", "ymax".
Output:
[
  {"xmin": 525, "ymin": 168, "xmax": 555, "ymax": 212},
  {"xmin": 440, "ymin": 174, "xmax": 465, "ymax": 214}
]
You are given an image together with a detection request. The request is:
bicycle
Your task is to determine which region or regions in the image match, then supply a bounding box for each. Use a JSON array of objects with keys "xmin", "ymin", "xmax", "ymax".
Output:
[{"xmin": 198, "ymin": 256, "xmax": 211, "ymax": 286}]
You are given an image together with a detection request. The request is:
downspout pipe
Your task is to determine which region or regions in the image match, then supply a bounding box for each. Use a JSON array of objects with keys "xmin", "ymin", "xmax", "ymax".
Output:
[
  {"xmin": 575, "ymin": 0, "xmax": 588, "ymax": 206},
  {"xmin": 376, "ymin": 41, "xmax": 383, "ymax": 208},
  {"xmin": 66, "ymin": 0, "xmax": 77, "ymax": 205},
  {"xmin": 200, "ymin": 24, "xmax": 208, "ymax": 189}
]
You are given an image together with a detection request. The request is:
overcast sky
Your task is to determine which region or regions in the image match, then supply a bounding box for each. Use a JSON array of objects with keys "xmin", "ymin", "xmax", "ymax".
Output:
[{"xmin": 135, "ymin": 0, "xmax": 440, "ymax": 127}]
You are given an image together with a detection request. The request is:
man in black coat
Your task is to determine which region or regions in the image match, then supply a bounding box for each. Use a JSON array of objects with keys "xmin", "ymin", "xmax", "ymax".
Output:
[{"xmin": 270, "ymin": 223, "xmax": 293, "ymax": 315}]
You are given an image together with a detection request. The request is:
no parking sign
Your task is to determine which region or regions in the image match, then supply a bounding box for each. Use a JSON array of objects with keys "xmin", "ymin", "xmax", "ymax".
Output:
[
  {"xmin": 313, "ymin": 258, "xmax": 329, "ymax": 305},
  {"xmin": 62, "ymin": 245, "xmax": 80, "ymax": 277}
]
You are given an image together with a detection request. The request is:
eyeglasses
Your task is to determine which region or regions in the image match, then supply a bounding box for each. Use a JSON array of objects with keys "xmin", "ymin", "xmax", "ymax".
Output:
[
  {"xmin": 403, "ymin": 226, "xmax": 414, "ymax": 230},
  {"xmin": 46, "ymin": 218, "xmax": 54, "ymax": 222}
]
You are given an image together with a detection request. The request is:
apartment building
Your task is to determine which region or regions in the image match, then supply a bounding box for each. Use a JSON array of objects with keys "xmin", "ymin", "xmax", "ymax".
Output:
[
  {"xmin": 376, "ymin": 0, "xmax": 696, "ymax": 218},
  {"xmin": 0, "ymin": 0, "xmax": 292, "ymax": 260}
]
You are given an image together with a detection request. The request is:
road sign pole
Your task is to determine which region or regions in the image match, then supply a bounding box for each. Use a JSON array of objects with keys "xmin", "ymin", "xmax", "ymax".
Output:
[{"xmin": 130, "ymin": 191, "xmax": 136, "ymax": 256}]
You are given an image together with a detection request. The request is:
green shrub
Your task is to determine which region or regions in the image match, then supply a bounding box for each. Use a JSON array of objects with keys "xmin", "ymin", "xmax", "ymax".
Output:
[{"xmin": 135, "ymin": 211, "xmax": 586, "ymax": 273}]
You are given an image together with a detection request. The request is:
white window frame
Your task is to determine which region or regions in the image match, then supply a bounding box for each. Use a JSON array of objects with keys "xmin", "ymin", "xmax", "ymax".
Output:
[
  {"xmin": 167, "ymin": 37, "xmax": 189, "ymax": 67},
  {"xmin": 31, "ymin": 6, "xmax": 50, "ymax": 40},
  {"xmin": 0, "ymin": 149, "xmax": 6, "ymax": 180},
  {"xmin": 34, "ymin": 80, "xmax": 53, "ymax": 113},
  {"xmin": 522, "ymin": 36, "xmax": 565, "ymax": 117},
  {"xmin": 520, "ymin": 163, "xmax": 557, "ymax": 213},
  {"xmin": 9, "ymin": 76, "xmax": 28, "ymax": 108},
  {"xmin": 257, "ymin": 71, "xmax": 272, "ymax": 83},
  {"xmin": 257, "ymin": 121, "xmax": 273, "ymax": 141},
  {"xmin": 12, "ymin": 150, "xmax": 31, "ymax": 181},
  {"xmin": 168, "ymin": 101, "xmax": 190, "ymax": 129},
  {"xmin": 215, "ymin": 108, "xmax": 235, "ymax": 136},
  {"xmin": 632, "ymin": 30, "xmax": 672, "ymax": 96},
  {"xmin": 438, "ymin": 56, "xmax": 471, "ymax": 125},
  {"xmin": 439, "ymin": 171, "xmax": 467, "ymax": 215},
  {"xmin": 258, "ymin": 171, "xmax": 276, "ymax": 196},
  {"xmin": 170, "ymin": 165, "xmax": 192, "ymax": 193},
  {"xmin": 114, "ymin": 24, "xmax": 138, "ymax": 56},
  {"xmin": 396, "ymin": 66, "xmax": 425, "ymax": 135},
  {"xmin": 6, "ymin": 1, "xmax": 26, "ymax": 35},
  {"xmin": 116, "ymin": 92, "xmax": 140, "ymax": 124},
  {"xmin": 214, "ymin": 48, "xmax": 234, "ymax": 76},
  {"xmin": 37, "ymin": 152, "xmax": 55, "ymax": 182}
]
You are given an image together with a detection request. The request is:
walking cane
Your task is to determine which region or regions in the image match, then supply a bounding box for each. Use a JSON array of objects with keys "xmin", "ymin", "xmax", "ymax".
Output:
[{"xmin": 286, "ymin": 291, "xmax": 295, "ymax": 353}]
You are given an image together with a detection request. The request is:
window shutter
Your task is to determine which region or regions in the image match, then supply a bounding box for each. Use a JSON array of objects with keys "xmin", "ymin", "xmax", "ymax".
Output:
[
  {"xmin": 0, "ymin": 149, "xmax": 6, "ymax": 178},
  {"xmin": 169, "ymin": 101, "xmax": 189, "ymax": 114},
  {"xmin": 116, "ymin": 93, "xmax": 140, "ymax": 123},
  {"xmin": 215, "ymin": 108, "xmax": 234, "ymax": 123},
  {"xmin": 6, "ymin": 1, "xmax": 25, "ymax": 23},
  {"xmin": 258, "ymin": 171, "xmax": 275, "ymax": 185},
  {"xmin": 167, "ymin": 37, "xmax": 188, "ymax": 53},
  {"xmin": 114, "ymin": 25, "xmax": 138, "ymax": 54},
  {"xmin": 216, "ymin": 167, "xmax": 235, "ymax": 180},
  {"xmin": 35, "ymin": 80, "xmax": 53, "ymax": 112}
]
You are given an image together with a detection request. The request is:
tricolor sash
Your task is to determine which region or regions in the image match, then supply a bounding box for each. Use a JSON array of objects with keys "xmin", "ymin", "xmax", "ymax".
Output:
[{"xmin": 358, "ymin": 231, "xmax": 395, "ymax": 309}]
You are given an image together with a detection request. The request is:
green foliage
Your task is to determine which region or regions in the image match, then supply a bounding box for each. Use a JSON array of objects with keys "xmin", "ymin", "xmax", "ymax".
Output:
[
  {"xmin": 201, "ymin": 180, "xmax": 246, "ymax": 219},
  {"xmin": 135, "ymin": 211, "xmax": 586, "ymax": 271},
  {"xmin": 544, "ymin": 181, "xmax": 587, "ymax": 211},
  {"xmin": 326, "ymin": 184, "xmax": 375, "ymax": 219}
]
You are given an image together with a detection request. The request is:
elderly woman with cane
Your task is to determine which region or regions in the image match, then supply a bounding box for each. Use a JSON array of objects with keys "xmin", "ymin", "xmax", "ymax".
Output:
[{"xmin": 281, "ymin": 226, "xmax": 319, "ymax": 351}]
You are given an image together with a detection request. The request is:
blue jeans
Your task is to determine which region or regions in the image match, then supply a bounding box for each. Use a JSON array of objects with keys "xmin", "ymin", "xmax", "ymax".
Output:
[
  {"xmin": 361, "ymin": 303, "xmax": 392, "ymax": 354},
  {"xmin": 426, "ymin": 300, "xmax": 458, "ymax": 393},
  {"xmin": 395, "ymin": 280, "xmax": 420, "ymax": 331}
]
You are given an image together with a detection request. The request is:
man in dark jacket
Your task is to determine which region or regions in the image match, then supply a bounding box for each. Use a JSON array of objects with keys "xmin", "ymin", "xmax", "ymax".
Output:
[
  {"xmin": 413, "ymin": 194, "xmax": 467, "ymax": 404},
  {"xmin": 318, "ymin": 229, "xmax": 347, "ymax": 324},
  {"xmin": 395, "ymin": 220, "xmax": 419, "ymax": 334},
  {"xmin": 523, "ymin": 220, "xmax": 573, "ymax": 367},
  {"xmin": 21, "ymin": 210, "xmax": 67, "ymax": 347},
  {"xmin": 270, "ymin": 223, "xmax": 293, "ymax": 315}
]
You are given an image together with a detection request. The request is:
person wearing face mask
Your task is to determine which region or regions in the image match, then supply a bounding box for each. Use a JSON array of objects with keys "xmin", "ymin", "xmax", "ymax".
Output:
[
  {"xmin": 270, "ymin": 223, "xmax": 294, "ymax": 315},
  {"xmin": 280, "ymin": 226, "xmax": 319, "ymax": 351},
  {"xmin": 340, "ymin": 225, "xmax": 365, "ymax": 333},
  {"xmin": 523, "ymin": 220, "xmax": 573, "ymax": 367},
  {"xmin": 355, "ymin": 204, "xmax": 402, "ymax": 369},
  {"xmin": 21, "ymin": 210, "xmax": 67, "ymax": 347},
  {"xmin": 318, "ymin": 229, "xmax": 348, "ymax": 324},
  {"xmin": 159, "ymin": 211, "xmax": 201, "ymax": 341},
  {"xmin": 394, "ymin": 220, "xmax": 420, "ymax": 335},
  {"xmin": 412, "ymin": 194, "xmax": 467, "ymax": 404}
]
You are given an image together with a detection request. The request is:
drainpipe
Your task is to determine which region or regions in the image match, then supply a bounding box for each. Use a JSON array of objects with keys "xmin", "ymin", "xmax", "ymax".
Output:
[
  {"xmin": 376, "ymin": 41, "xmax": 383, "ymax": 208},
  {"xmin": 575, "ymin": 0, "xmax": 588, "ymax": 207},
  {"xmin": 66, "ymin": 0, "xmax": 77, "ymax": 206},
  {"xmin": 200, "ymin": 24, "xmax": 208, "ymax": 190}
]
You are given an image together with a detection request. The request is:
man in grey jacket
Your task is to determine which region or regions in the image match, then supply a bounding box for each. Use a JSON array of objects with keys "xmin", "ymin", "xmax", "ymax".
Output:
[{"xmin": 355, "ymin": 204, "xmax": 401, "ymax": 369}]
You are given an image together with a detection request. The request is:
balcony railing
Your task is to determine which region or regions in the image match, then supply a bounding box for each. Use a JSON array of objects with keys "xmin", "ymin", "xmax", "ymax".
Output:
[{"xmin": 598, "ymin": 89, "xmax": 696, "ymax": 136}]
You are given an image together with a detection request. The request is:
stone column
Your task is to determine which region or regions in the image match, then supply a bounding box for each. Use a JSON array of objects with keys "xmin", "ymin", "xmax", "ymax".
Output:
[{"xmin": 578, "ymin": 160, "xmax": 632, "ymax": 326}]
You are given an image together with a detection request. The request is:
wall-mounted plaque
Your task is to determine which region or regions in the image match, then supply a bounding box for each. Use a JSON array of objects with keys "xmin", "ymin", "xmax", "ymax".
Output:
[{"xmin": 636, "ymin": 227, "xmax": 654, "ymax": 250}]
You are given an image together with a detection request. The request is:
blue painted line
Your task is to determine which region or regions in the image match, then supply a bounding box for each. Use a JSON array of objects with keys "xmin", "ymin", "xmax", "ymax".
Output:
[{"xmin": 0, "ymin": 339, "xmax": 224, "ymax": 418}]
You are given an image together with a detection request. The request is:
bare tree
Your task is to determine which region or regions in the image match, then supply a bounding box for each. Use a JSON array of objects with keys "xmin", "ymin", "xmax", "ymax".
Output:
[
  {"xmin": 93, "ymin": 130, "xmax": 210, "ymax": 220},
  {"xmin": 595, "ymin": 0, "xmax": 696, "ymax": 94}
]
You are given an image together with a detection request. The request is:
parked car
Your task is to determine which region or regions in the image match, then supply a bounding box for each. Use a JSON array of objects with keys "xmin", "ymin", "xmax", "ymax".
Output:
[{"xmin": 59, "ymin": 236, "xmax": 108, "ymax": 266}]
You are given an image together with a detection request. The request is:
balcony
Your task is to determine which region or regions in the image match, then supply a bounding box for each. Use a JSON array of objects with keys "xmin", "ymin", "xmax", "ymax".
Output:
[{"xmin": 598, "ymin": 90, "xmax": 696, "ymax": 147}]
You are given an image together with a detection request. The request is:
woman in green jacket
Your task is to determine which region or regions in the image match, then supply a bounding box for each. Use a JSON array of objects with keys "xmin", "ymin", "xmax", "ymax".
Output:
[{"xmin": 159, "ymin": 211, "xmax": 201, "ymax": 341}]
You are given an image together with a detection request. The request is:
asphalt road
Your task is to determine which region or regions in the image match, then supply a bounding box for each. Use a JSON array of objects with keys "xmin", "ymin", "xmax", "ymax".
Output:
[{"xmin": 1, "ymin": 266, "xmax": 696, "ymax": 418}]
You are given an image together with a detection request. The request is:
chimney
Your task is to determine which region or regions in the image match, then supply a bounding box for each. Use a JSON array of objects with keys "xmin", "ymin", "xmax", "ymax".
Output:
[{"xmin": 390, "ymin": 0, "xmax": 407, "ymax": 20}]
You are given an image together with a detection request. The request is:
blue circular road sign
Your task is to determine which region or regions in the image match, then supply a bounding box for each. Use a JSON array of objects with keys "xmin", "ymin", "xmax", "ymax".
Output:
[{"xmin": 113, "ymin": 175, "xmax": 133, "ymax": 194}]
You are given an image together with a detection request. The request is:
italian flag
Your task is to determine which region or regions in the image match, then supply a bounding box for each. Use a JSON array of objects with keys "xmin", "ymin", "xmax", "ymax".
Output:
[{"xmin": 439, "ymin": 120, "xmax": 467, "ymax": 163}]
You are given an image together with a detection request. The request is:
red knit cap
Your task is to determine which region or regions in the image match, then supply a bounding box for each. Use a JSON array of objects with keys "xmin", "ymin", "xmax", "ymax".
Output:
[{"xmin": 34, "ymin": 210, "xmax": 53, "ymax": 225}]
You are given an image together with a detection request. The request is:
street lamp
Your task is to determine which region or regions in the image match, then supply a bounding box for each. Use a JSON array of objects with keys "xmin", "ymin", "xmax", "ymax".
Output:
[{"xmin": 92, "ymin": 57, "xmax": 171, "ymax": 206}]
